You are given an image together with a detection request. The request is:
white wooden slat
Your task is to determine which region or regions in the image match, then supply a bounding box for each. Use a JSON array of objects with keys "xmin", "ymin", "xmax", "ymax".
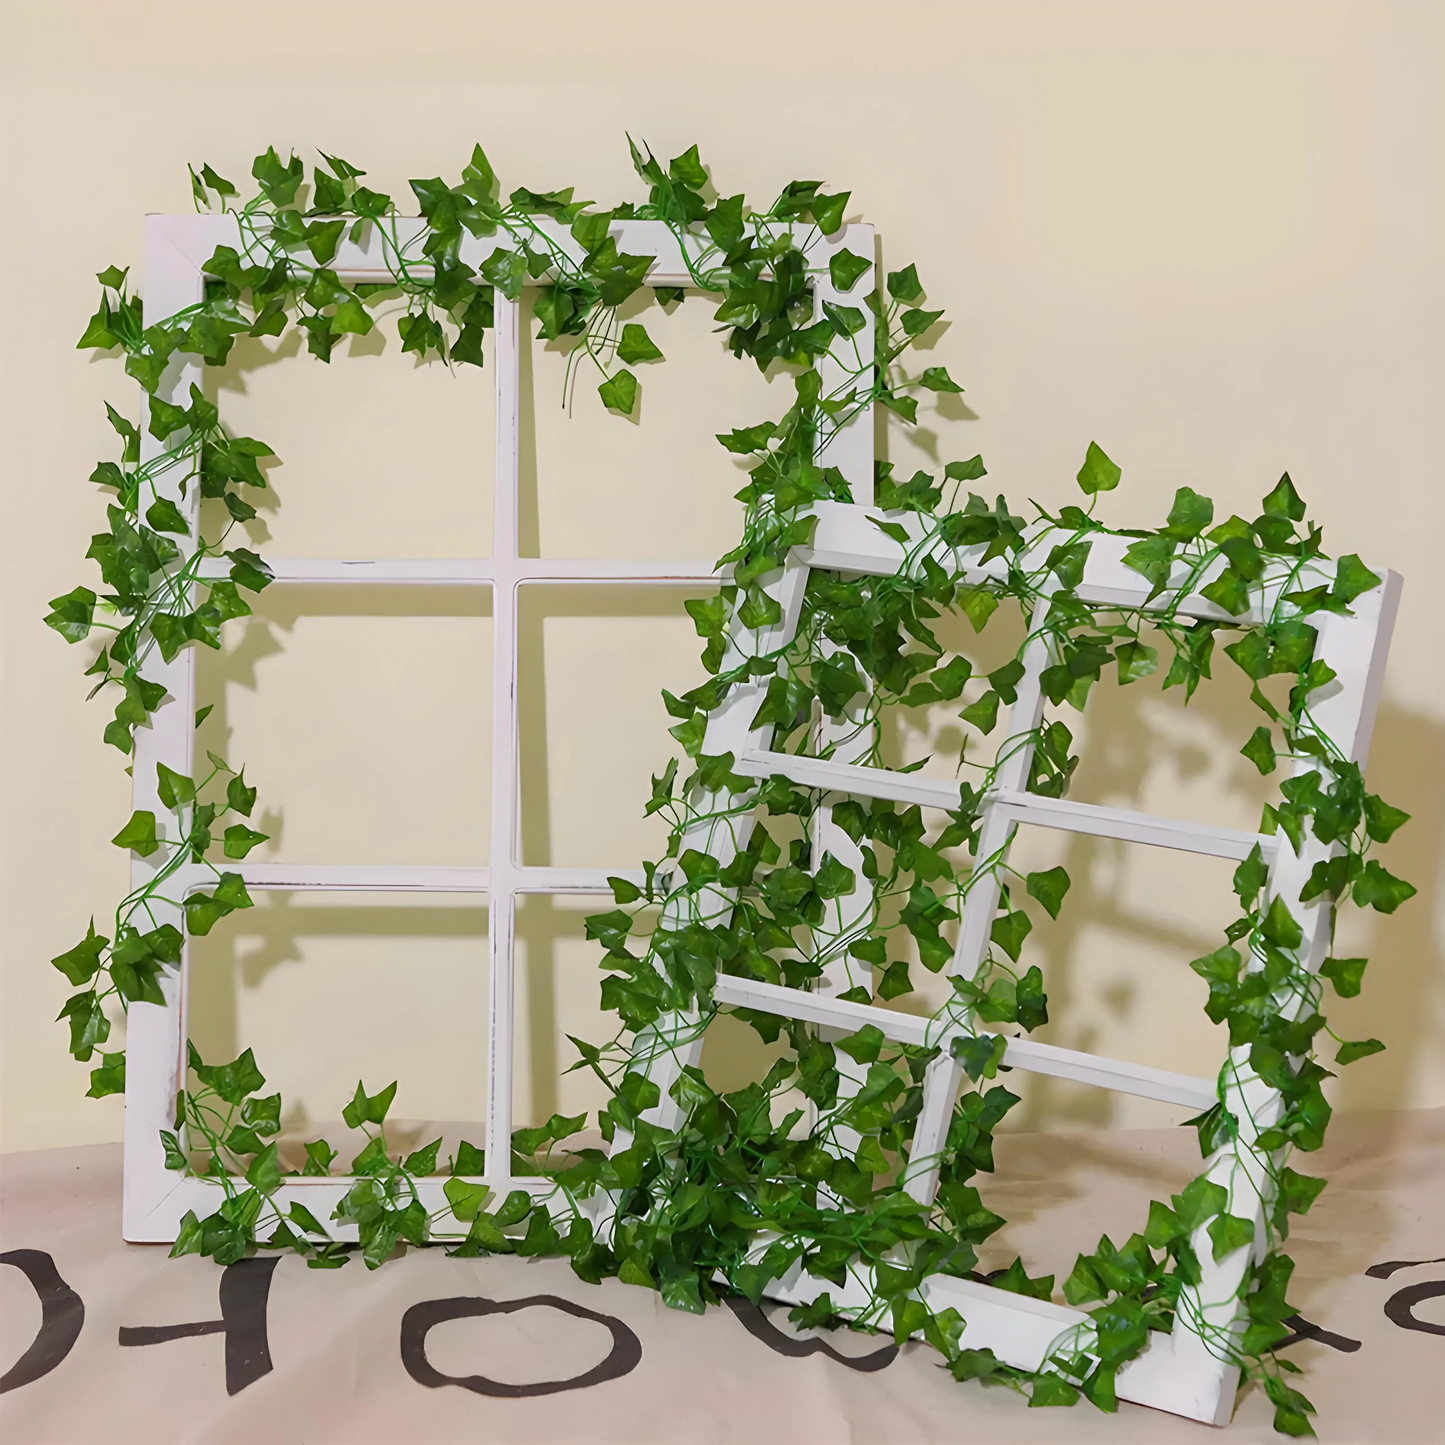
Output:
[
  {"xmin": 234, "ymin": 864, "xmax": 489, "ymax": 892},
  {"xmin": 710, "ymin": 975, "xmax": 1215, "ymax": 1110},
  {"xmin": 735, "ymin": 748, "xmax": 1272, "ymax": 865},
  {"xmin": 512, "ymin": 866, "xmax": 646, "ymax": 894},
  {"xmin": 195, "ymin": 557, "xmax": 720, "ymax": 585},
  {"xmin": 808, "ymin": 225, "xmax": 874, "ymax": 505},
  {"xmin": 743, "ymin": 1213, "xmax": 1243, "ymax": 1423},
  {"xmin": 123, "ymin": 218, "xmax": 209, "ymax": 1242},
  {"xmin": 990, "ymin": 790, "xmax": 1272, "ymax": 864},
  {"xmin": 485, "ymin": 292, "xmax": 522, "ymax": 1192},
  {"xmin": 735, "ymin": 746, "xmax": 963, "ymax": 810}
]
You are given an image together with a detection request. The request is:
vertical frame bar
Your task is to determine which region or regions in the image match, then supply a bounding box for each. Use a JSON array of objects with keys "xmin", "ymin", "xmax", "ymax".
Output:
[
  {"xmin": 486, "ymin": 294, "xmax": 522, "ymax": 1188},
  {"xmin": 122, "ymin": 218, "xmax": 207, "ymax": 1239}
]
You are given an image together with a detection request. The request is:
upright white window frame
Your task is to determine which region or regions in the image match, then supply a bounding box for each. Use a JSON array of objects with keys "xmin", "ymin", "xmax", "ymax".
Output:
[{"xmin": 121, "ymin": 212, "xmax": 873, "ymax": 1238}]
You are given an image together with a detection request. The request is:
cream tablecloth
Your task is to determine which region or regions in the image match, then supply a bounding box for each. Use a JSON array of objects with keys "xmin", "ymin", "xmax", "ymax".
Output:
[{"xmin": 2, "ymin": 1110, "xmax": 1440, "ymax": 1444}]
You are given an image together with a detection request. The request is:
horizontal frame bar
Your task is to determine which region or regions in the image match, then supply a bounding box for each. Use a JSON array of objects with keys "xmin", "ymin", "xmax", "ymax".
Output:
[
  {"xmin": 737, "ymin": 749, "xmax": 1273, "ymax": 864},
  {"xmin": 197, "ymin": 557, "xmax": 720, "ymax": 586},
  {"xmin": 712, "ymin": 974, "xmax": 1216, "ymax": 1111},
  {"xmin": 214, "ymin": 864, "xmax": 647, "ymax": 896}
]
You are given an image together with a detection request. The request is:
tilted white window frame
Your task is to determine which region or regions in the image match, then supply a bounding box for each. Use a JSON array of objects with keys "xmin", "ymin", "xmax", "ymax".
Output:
[
  {"xmin": 622, "ymin": 502, "xmax": 1399, "ymax": 1426},
  {"xmin": 119, "ymin": 211, "xmax": 1400, "ymax": 1430}
]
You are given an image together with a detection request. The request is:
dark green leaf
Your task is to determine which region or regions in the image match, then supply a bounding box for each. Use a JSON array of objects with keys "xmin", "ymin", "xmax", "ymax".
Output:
[
  {"xmin": 1025, "ymin": 866, "xmax": 1070, "ymax": 920},
  {"xmin": 1335, "ymin": 1037, "xmax": 1385, "ymax": 1065}
]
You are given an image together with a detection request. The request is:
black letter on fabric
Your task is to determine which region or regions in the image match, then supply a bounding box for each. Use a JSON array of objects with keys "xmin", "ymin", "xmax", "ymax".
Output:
[
  {"xmin": 400, "ymin": 1295, "xmax": 642, "ymax": 1397},
  {"xmin": 0, "ymin": 1250, "xmax": 85, "ymax": 1392},
  {"xmin": 1365, "ymin": 1257, "xmax": 1445, "ymax": 1279},
  {"xmin": 723, "ymin": 1296, "xmax": 898, "ymax": 1372},
  {"xmin": 1365, "ymin": 1258, "xmax": 1445, "ymax": 1338},
  {"xmin": 1383, "ymin": 1282, "xmax": 1445, "ymax": 1337},
  {"xmin": 118, "ymin": 1256, "xmax": 279, "ymax": 1394},
  {"xmin": 1274, "ymin": 1313, "xmax": 1362, "ymax": 1353}
]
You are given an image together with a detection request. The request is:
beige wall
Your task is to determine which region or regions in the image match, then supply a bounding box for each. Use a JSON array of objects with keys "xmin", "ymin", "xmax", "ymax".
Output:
[{"xmin": 3, "ymin": 0, "xmax": 1440, "ymax": 1155}]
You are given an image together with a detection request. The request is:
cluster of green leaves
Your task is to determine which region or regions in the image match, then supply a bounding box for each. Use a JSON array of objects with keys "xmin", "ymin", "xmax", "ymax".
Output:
[
  {"xmin": 50, "ymin": 752, "xmax": 267, "ymax": 1091},
  {"xmin": 50, "ymin": 141, "xmax": 1412, "ymax": 1439}
]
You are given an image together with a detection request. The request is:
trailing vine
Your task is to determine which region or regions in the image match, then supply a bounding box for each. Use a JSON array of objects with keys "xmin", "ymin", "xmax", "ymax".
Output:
[{"xmin": 47, "ymin": 141, "xmax": 1413, "ymax": 1436}]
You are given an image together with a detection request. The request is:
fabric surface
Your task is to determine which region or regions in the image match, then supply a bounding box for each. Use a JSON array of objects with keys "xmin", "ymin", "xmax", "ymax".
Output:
[{"xmin": 2, "ymin": 1110, "xmax": 1440, "ymax": 1444}]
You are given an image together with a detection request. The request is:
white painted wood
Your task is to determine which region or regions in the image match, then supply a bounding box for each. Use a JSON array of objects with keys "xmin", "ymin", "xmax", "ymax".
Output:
[
  {"xmin": 195, "ymin": 558, "xmax": 718, "ymax": 586},
  {"xmin": 123, "ymin": 217, "xmax": 208, "ymax": 1242},
  {"xmin": 737, "ymin": 747, "xmax": 1272, "ymax": 864},
  {"xmin": 236, "ymin": 864, "xmax": 489, "ymax": 892},
  {"xmin": 485, "ymin": 292, "xmax": 522, "ymax": 1193},
  {"xmin": 711, "ymin": 974, "xmax": 1215, "ymax": 1110}
]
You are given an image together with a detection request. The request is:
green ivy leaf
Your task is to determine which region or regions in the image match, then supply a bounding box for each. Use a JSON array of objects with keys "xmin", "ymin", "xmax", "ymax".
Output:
[
  {"xmin": 886, "ymin": 264, "xmax": 922, "ymax": 303},
  {"xmin": 616, "ymin": 324, "xmax": 662, "ymax": 364},
  {"xmin": 1362, "ymin": 794, "xmax": 1409, "ymax": 843},
  {"xmin": 829, "ymin": 249, "xmax": 871, "ymax": 292},
  {"xmin": 900, "ymin": 307, "xmax": 943, "ymax": 337},
  {"xmin": 342, "ymin": 1079, "xmax": 398, "ymax": 1128},
  {"xmin": 918, "ymin": 366, "xmax": 962, "ymax": 392},
  {"xmin": 1240, "ymin": 725, "xmax": 1276, "ymax": 775},
  {"xmin": 1207, "ymin": 1211, "xmax": 1256, "ymax": 1261},
  {"xmin": 1165, "ymin": 486, "xmax": 1214, "ymax": 538},
  {"xmin": 1335, "ymin": 1037, "xmax": 1385, "ymax": 1065},
  {"xmin": 1351, "ymin": 860, "xmax": 1416, "ymax": 914},
  {"xmin": 1319, "ymin": 956, "xmax": 1366, "ymax": 998},
  {"xmin": 1028, "ymin": 1373, "xmax": 1079, "ymax": 1408},
  {"xmin": 1075, "ymin": 441, "xmax": 1121, "ymax": 495},
  {"xmin": 111, "ymin": 810, "xmax": 159, "ymax": 856},
  {"xmin": 1261, "ymin": 472, "xmax": 1305, "ymax": 522},
  {"xmin": 1025, "ymin": 866, "xmax": 1070, "ymax": 920},
  {"xmin": 193, "ymin": 1046, "xmax": 265, "ymax": 1106},
  {"xmin": 951, "ymin": 1032, "xmax": 1007, "ymax": 1082},
  {"xmin": 44, "ymin": 586, "xmax": 98, "ymax": 644},
  {"xmin": 227, "ymin": 771, "xmax": 257, "ymax": 816},
  {"xmin": 52, "ymin": 921, "xmax": 109, "ymax": 985},
  {"xmin": 86, "ymin": 1051, "xmax": 126, "ymax": 1099},
  {"xmin": 598, "ymin": 369, "xmax": 638, "ymax": 414},
  {"xmin": 223, "ymin": 824, "xmax": 269, "ymax": 859},
  {"xmin": 245, "ymin": 1142, "xmax": 283, "ymax": 1194}
]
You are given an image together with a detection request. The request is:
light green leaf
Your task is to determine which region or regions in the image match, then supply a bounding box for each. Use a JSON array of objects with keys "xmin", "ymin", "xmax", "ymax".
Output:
[
  {"xmin": 112, "ymin": 810, "xmax": 159, "ymax": 856},
  {"xmin": 1076, "ymin": 441, "xmax": 1121, "ymax": 495}
]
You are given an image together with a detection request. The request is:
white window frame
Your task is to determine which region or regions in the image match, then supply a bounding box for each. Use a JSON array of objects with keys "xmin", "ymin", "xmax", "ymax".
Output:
[
  {"xmin": 120, "ymin": 213, "xmax": 873, "ymax": 1235},
  {"xmin": 119, "ymin": 210, "xmax": 1400, "ymax": 1429},
  {"xmin": 623, "ymin": 499, "xmax": 1399, "ymax": 1426}
]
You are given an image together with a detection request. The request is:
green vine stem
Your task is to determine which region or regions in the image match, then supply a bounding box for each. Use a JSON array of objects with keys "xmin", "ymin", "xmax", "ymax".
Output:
[{"xmin": 46, "ymin": 141, "xmax": 1413, "ymax": 1438}]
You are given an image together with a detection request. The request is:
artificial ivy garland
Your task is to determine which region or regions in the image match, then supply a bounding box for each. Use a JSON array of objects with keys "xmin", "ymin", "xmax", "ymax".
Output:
[{"xmin": 46, "ymin": 141, "xmax": 1416, "ymax": 1437}]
